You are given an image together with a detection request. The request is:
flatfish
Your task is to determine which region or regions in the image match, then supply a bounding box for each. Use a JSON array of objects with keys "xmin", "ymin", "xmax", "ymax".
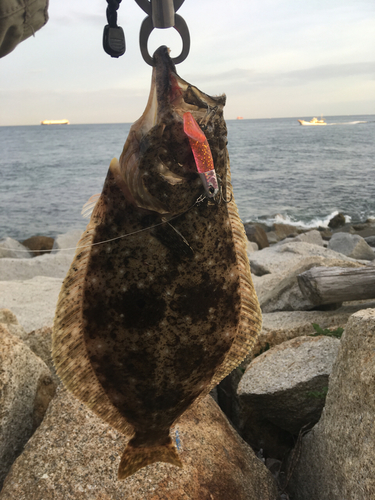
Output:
[{"xmin": 52, "ymin": 46, "xmax": 262, "ymax": 480}]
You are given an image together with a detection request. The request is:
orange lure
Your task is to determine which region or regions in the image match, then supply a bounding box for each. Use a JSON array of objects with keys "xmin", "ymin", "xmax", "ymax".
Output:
[{"xmin": 183, "ymin": 111, "xmax": 219, "ymax": 198}]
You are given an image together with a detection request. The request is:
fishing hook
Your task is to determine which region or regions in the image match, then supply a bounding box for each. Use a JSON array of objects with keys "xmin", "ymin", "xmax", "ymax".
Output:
[{"xmin": 217, "ymin": 175, "xmax": 233, "ymax": 204}]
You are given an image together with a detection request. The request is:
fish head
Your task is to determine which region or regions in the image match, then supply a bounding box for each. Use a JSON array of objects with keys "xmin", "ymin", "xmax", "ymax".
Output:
[{"xmin": 119, "ymin": 45, "xmax": 227, "ymax": 215}]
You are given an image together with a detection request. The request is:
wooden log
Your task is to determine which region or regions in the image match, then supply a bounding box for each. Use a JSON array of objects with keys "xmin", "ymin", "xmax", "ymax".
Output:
[{"xmin": 297, "ymin": 266, "xmax": 375, "ymax": 305}]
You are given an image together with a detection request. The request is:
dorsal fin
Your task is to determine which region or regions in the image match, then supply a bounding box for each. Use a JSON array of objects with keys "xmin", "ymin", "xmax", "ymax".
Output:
[
  {"xmin": 189, "ymin": 153, "xmax": 262, "ymax": 409},
  {"xmin": 81, "ymin": 194, "xmax": 101, "ymax": 219}
]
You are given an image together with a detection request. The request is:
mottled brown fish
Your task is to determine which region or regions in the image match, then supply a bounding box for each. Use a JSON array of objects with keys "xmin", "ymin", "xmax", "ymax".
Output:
[{"xmin": 52, "ymin": 46, "xmax": 262, "ymax": 480}]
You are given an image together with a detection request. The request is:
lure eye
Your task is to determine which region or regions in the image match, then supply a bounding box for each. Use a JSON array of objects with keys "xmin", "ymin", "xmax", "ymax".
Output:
[{"xmin": 208, "ymin": 186, "xmax": 215, "ymax": 194}]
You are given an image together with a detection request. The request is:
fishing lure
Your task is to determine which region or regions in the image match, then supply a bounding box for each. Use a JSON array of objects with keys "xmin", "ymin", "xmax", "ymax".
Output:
[{"xmin": 183, "ymin": 111, "xmax": 219, "ymax": 198}]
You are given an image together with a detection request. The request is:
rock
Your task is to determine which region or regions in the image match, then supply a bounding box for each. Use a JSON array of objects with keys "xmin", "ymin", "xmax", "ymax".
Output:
[
  {"xmin": 0, "ymin": 308, "xmax": 28, "ymax": 339},
  {"xmin": 0, "ymin": 308, "xmax": 19, "ymax": 327},
  {"xmin": 236, "ymin": 407, "xmax": 295, "ymax": 461},
  {"xmin": 0, "ymin": 252, "xmax": 73, "ymax": 281},
  {"xmin": 266, "ymin": 231, "xmax": 278, "ymax": 245},
  {"xmin": 247, "ymin": 241, "xmax": 259, "ymax": 253},
  {"xmin": 250, "ymin": 242, "xmax": 363, "ymax": 312},
  {"xmin": 280, "ymin": 229, "xmax": 324, "ymax": 247},
  {"xmin": 216, "ymin": 367, "xmax": 244, "ymax": 425},
  {"xmin": 0, "ymin": 237, "xmax": 32, "ymax": 259},
  {"xmin": 250, "ymin": 241, "xmax": 358, "ymax": 276},
  {"xmin": 22, "ymin": 236, "xmax": 55, "ymax": 257},
  {"xmin": 0, "ymin": 388, "xmax": 278, "ymax": 500},
  {"xmin": 244, "ymin": 223, "xmax": 269, "ymax": 249},
  {"xmin": 328, "ymin": 232, "xmax": 375, "ymax": 260},
  {"xmin": 328, "ymin": 212, "xmax": 346, "ymax": 229},
  {"xmin": 352, "ymin": 223, "xmax": 375, "ymax": 239},
  {"xmin": 365, "ymin": 235, "xmax": 375, "ymax": 247},
  {"xmin": 252, "ymin": 302, "xmax": 375, "ymax": 357},
  {"xmin": 258, "ymin": 261, "xmax": 362, "ymax": 314},
  {"xmin": 238, "ymin": 336, "xmax": 340, "ymax": 436},
  {"xmin": 272, "ymin": 223, "xmax": 298, "ymax": 241},
  {"xmin": 52, "ymin": 229, "xmax": 83, "ymax": 254},
  {"xmin": 290, "ymin": 309, "xmax": 375, "ymax": 499},
  {"xmin": 0, "ymin": 310, "xmax": 58, "ymax": 383},
  {"xmin": 23, "ymin": 326, "xmax": 58, "ymax": 384},
  {"xmin": 0, "ymin": 325, "xmax": 56, "ymax": 489},
  {"xmin": 317, "ymin": 227, "xmax": 333, "ymax": 240},
  {"xmin": 0, "ymin": 277, "xmax": 63, "ymax": 332},
  {"xmin": 250, "ymin": 262, "xmax": 271, "ymax": 277}
]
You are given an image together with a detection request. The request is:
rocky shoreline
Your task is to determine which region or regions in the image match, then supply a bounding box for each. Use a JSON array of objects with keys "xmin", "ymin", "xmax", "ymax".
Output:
[{"xmin": 1, "ymin": 215, "xmax": 375, "ymax": 499}]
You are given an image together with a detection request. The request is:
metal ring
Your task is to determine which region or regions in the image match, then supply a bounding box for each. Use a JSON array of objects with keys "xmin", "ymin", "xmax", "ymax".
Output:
[{"xmin": 139, "ymin": 14, "xmax": 190, "ymax": 66}]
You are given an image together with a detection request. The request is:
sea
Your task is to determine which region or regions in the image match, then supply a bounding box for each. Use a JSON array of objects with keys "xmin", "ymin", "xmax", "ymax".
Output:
[{"xmin": 1, "ymin": 115, "xmax": 374, "ymax": 242}]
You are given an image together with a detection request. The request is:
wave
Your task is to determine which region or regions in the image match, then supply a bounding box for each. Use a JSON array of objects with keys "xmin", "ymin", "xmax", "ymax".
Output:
[
  {"xmin": 251, "ymin": 211, "xmax": 352, "ymax": 230},
  {"xmin": 327, "ymin": 121, "xmax": 368, "ymax": 126}
]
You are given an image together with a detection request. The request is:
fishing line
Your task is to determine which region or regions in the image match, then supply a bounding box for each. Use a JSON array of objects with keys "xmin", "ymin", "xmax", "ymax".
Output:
[{"xmin": 0, "ymin": 194, "xmax": 208, "ymax": 255}]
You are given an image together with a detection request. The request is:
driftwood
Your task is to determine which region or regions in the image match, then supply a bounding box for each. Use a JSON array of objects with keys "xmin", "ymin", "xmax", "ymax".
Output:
[{"xmin": 298, "ymin": 266, "xmax": 375, "ymax": 305}]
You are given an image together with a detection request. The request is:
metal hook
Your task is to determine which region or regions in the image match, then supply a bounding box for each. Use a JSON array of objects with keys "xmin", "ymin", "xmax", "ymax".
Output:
[{"xmin": 217, "ymin": 175, "xmax": 233, "ymax": 204}]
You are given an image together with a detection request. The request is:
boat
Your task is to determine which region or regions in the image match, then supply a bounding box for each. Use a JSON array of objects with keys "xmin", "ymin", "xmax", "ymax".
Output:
[
  {"xmin": 40, "ymin": 119, "xmax": 70, "ymax": 125},
  {"xmin": 298, "ymin": 117, "xmax": 326, "ymax": 126},
  {"xmin": 236, "ymin": 116, "xmax": 244, "ymax": 120}
]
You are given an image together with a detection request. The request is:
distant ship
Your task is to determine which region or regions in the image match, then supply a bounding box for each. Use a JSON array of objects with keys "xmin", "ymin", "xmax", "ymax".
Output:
[
  {"xmin": 298, "ymin": 117, "xmax": 326, "ymax": 126},
  {"xmin": 40, "ymin": 119, "xmax": 70, "ymax": 125},
  {"xmin": 236, "ymin": 116, "xmax": 244, "ymax": 120}
]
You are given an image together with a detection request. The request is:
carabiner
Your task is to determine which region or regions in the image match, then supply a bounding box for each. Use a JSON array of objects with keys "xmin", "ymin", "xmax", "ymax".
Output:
[{"xmin": 136, "ymin": 0, "xmax": 190, "ymax": 66}]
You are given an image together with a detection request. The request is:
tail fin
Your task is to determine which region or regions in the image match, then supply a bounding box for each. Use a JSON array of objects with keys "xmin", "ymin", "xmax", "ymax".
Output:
[{"xmin": 118, "ymin": 440, "xmax": 183, "ymax": 480}]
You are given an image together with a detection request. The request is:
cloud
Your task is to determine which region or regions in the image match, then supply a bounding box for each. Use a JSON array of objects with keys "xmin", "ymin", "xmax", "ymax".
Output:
[{"xmin": 187, "ymin": 61, "xmax": 375, "ymax": 94}]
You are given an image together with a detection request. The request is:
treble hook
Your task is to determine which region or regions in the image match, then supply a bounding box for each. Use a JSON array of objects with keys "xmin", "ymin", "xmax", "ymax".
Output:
[{"xmin": 217, "ymin": 175, "xmax": 233, "ymax": 204}]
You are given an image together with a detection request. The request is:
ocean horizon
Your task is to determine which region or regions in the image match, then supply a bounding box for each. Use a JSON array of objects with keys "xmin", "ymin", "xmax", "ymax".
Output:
[{"xmin": 1, "ymin": 114, "xmax": 374, "ymax": 241}]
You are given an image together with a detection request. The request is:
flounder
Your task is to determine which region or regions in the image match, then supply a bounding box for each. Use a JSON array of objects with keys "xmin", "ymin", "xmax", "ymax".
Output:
[{"xmin": 52, "ymin": 46, "xmax": 262, "ymax": 480}]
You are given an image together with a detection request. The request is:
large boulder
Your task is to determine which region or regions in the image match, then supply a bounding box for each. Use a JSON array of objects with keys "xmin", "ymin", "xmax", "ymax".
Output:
[
  {"xmin": 0, "ymin": 252, "xmax": 73, "ymax": 281},
  {"xmin": 250, "ymin": 242, "xmax": 363, "ymax": 312},
  {"xmin": 0, "ymin": 237, "xmax": 32, "ymax": 259},
  {"xmin": 250, "ymin": 241, "xmax": 357, "ymax": 276},
  {"xmin": 252, "ymin": 302, "xmax": 375, "ymax": 357},
  {"xmin": 279, "ymin": 229, "xmax": 324, "ymax": 247},
  {"xmin": 0, "ymin": 308, "xmax": 26, "ymax": 338},
  {"xmin": 0, "ymin": 276, "xmax": 63, "ymax": 332},
  {"xmin": 0, "ymin": 325, "xmax": 56, "ymax": 489},
  {"xmin": 244, "ymin": 224, "xmax": 269, "ymax": 249},
  {"xmin": 272, "ymin": 223, "xmax": 298, "ymax": 241},
  {"xmin": 290, "ymin": 309, "xmax": 375, "ymax": 499},
  {"xmin": 22, "ymin": 236, "xmax": 55, "ymax": 257},
  {"xmin": 0, "ymin": 309, "xmax": 57, "ymax": 383},
  {"xmin": 328, "ymin": 232, "xmax": 375, "ymax": 260},
  {"xmin": 238, "ymin": 336, "xmax": 340, "ymax": 436},
  {"xmin": 365, "ymin": 235, "xmax": 375, "ymax": 247},
  {"xmin": 328, "ymin": 212, "xmax": 346, "ymax": 229},
  {"xmin": 0, "ymin": 388, "xmax": 278, "ymax": 500}
]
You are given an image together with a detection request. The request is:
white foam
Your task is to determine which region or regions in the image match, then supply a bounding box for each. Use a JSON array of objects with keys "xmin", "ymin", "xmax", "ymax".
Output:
[
  {"xmin": 328, "ymin": 121, "xmax": 368, "ymax": 126},
  {"xmin": 253, "ymin": 211, "xmax": 352, "ymax": 230}
]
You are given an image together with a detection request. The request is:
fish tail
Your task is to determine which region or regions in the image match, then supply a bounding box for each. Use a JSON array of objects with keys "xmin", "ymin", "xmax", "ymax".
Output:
[{"xmin": 118, "ymin": 439, "xmax": 183, "ymax": 480}]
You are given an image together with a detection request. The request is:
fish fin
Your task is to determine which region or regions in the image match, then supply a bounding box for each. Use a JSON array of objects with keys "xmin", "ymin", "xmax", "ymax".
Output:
[
  {"xmin": 118, "ymin": 440, "xmax": 183, "ymax": 480},
  {"xmin": 192, "ymin": 154, "xmax": 262, "ymax": 406},
  {"xmin": 209, "ymin": 154, "xmax": 262, "ymax": 385},
  {"xmin": 81, "ymin": 194, "xmax": 101, "ymax": 219},
  {"xmin": 53, "ymin": 182, "xmax": 133, "ymax": 437}
]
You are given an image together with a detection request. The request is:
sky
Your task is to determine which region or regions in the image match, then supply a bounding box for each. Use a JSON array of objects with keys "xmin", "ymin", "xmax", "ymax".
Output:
[{"xmin": 0, "ymin": 0, "xmax": 374, "ymax": 125}]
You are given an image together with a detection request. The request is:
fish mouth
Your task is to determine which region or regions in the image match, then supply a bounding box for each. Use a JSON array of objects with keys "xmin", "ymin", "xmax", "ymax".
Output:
[{"xmin": 119, "ymin": 45, "xmax": 227, "ymax": 215}]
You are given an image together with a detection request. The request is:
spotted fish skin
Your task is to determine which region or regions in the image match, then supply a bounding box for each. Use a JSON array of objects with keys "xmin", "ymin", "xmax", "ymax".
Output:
[{"xmin": 52, "ymin": 46, "xmax": 262, "ymax": 480}]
